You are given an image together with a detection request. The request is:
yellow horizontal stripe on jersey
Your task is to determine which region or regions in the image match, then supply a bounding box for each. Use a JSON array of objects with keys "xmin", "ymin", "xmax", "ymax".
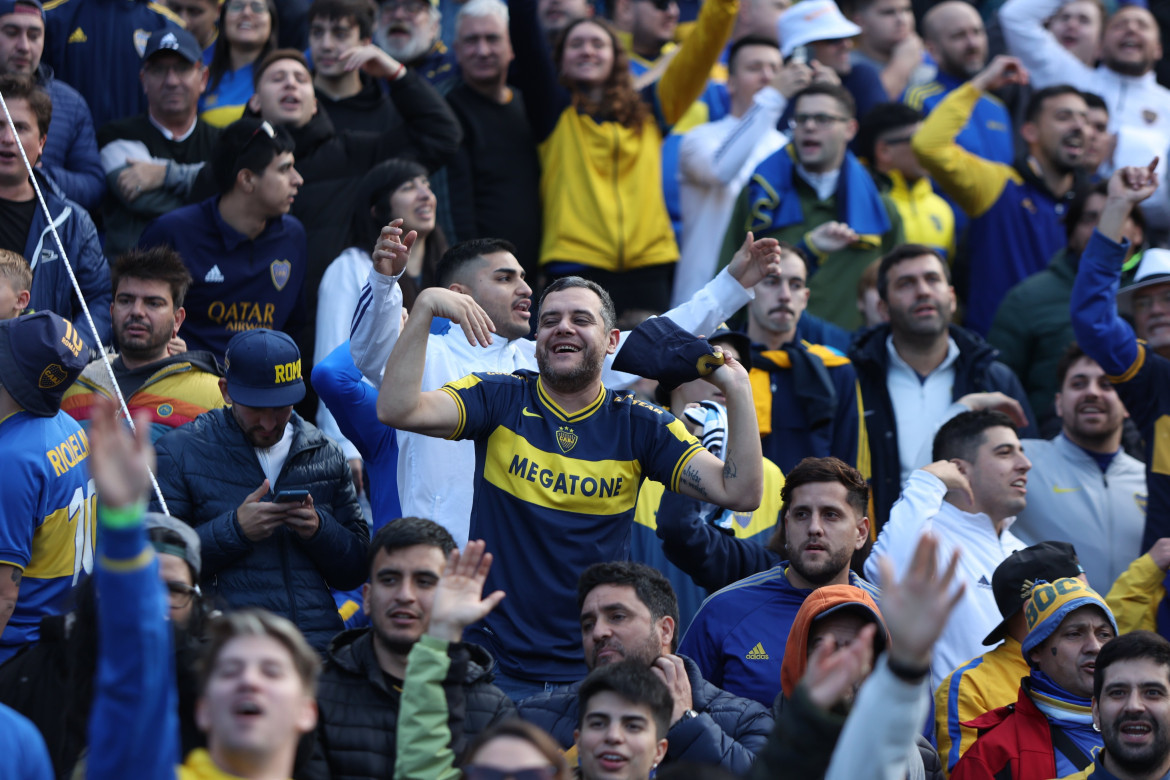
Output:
[
  {"xmin": 483, "ymin": 426, "xmax": 642, "ymax": 515},
  {"xmin": 24, "ymin": 500, "xmax": 94, "ymax": 579}
]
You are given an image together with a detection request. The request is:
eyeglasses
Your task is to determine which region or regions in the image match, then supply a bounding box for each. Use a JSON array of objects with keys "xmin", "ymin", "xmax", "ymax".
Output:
[
  {"xmin": 788, "ymin": 113, "xmax": 850, "ymax": 129},
  {"xmin": 880, "ymin": 134, "xmax": 914, "ymax": 146},
  {"xmin": 241, "ymin": 120, "xmax": 277, "ymax": 154},
  {"xmin": 165, "ymin": 581, "xmax": 199, "ymax": 607},
  {"xmin": 226, "ymin": 0, "xmax": 267, "ymax": 13},
  {"xmin": 463, "ymin": 768, "xmax": 558, "ymax": 780}
]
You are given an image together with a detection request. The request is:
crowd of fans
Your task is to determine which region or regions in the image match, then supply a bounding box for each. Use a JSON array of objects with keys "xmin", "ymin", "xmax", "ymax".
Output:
[{"xmin": 0, "ymin": 0, "xmax": 1169, "ymax": 777}]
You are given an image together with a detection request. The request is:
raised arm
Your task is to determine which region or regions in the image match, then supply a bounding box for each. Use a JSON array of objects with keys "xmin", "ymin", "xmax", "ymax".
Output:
[
  {"xmin": 350, "ymin": 221, "xmax": 411, "ymax": 384},
  {"xmin": 377, "ymin": 287, "xmax": 495, "ymax": 436},
  {"xmin": 998, "ymin": 0, "xmax": 1093, "ymax": 90},
  {"xmin": 655, "ymin": 0, "xmax": 737, "ymax": 127},
  {"xmin": 675, "ymin": 356, "xmax": 764, "ymax": 512},
  {"xmin": 1071, "ymin": 162, "xmax": 1158, "ymax": 377},
  {"xmin": 507, "ymin": 0, "xmax": 570, "ymax": 142},
  {"xmin": 911, "ymin": 56, "xmax": 1026, "ymax": 217}
]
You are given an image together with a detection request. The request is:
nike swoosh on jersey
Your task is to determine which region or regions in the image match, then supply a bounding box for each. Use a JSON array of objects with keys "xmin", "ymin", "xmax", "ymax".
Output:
[
  {"xmin": 522, "ymin": 407, "xmax": 541, "ymax": 418},
  {"xmin": 1052, "ymin": 486, "xmax": 1082, "ymax": 494}
]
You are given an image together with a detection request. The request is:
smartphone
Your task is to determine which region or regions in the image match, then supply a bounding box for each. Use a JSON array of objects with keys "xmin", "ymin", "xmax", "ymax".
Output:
[
  {"xmin": 273, "ymin": 489, "xmax": 310, "ymax": 504},
  {"xmin": 789, "ymin": 45, "xmax": 809, "ymax": 65}
]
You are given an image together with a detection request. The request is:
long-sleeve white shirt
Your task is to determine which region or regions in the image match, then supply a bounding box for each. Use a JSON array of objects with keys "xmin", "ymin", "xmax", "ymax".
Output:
[
  {"xmin": 999, "ymin": 0, "xmax": 1170, "ymax": 232},
  {"xmin": 673, "ymin": 87, "xmax": 788, "ymax": 307},
  {"xmin": 350, "ymin": 267, "xmax": 753, "ymax": 546},
  {"xmin": 865, "ymin": 470, "xmax": 1026, "ymax": 689}
]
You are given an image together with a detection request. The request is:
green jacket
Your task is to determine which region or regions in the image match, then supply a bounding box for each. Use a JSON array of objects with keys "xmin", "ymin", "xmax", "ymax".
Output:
[
  {"xmin": 719, "ymin": 175, "xmax": 903, "ymax": 331},
  {"xmin": 986, "ymin": 247, "xmax": 1077, "ymax": 427}
]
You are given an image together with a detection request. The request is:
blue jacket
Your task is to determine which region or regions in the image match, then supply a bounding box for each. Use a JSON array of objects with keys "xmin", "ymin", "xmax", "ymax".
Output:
[
  {"xmin": 38, "ymin": 64, "xmax": 104, "ymax": 211},
  {"xmin": 151, "ymin": 407, "xmax": 369, "ymax": 652},
  {"xmin": 0, "ymin": 702, "xmax": 52, "ymax": 779},
  {"xmin": 679, "ymin": 566, "xmax": 881, "ymax": 707},
  {"xmin": 849, "ymin": 323, "xmax": 1037, "ymax": 530},
  {"xmin": 1071, "ymin": 229, "xmax": 1170, "ymax": 550},
  {"xmin": 43, "ymin": 0, "xmax": 185, "ymax": 130},
  {"xmin": 518, "ymin": 654, "xmax": 773, "ymax": 774},
  {"xmin": 25, "ymin": 169, "xmax": 111, "ymax": 353},
  {"xmin": 311, "ymin": 342, "xmax": 400, "ymax": 527}
]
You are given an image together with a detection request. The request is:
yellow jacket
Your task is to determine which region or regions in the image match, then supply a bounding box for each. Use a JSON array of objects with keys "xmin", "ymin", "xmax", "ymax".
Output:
[
  {"xmin": 883, "ymin": 169, "xmax": 956, "ymax": 261},
  {"xmin": 538, "ymin": 0, "xmax": 736, "ymax": 272},
  {"xmin": 178, "ymin": 749, "xmax": 266, "ymax": 779},
  {"xmin": 934, "ymin": 636, "xmax": 1030, "ymax": 776},
  {"xmin": 1105, "ymin": 552, "xmax": 1165, "ymax": 634}
]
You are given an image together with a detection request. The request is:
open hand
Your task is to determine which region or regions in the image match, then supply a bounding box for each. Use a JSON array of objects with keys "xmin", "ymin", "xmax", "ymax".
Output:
[
  {"xmin": 372, "ymin": 219, "xmax": 416, "ymax": 277},
  {"xmin": 414, "ymin": 287, "xmax": 496, "ymax": 347},
  {"xmin": 728, "ymin": 231, "xmax": 784, "ymax": 289},
  {"xmin": 876, "ymin": 533, "xmax": 965, "ymax": 669},
  {"xmin": 89, "ymin": 397, "xmax": 155, "ymax": 509},
  {"xmin": 427, "ymin": 540, "xmax": 506, "ymax": 642}
]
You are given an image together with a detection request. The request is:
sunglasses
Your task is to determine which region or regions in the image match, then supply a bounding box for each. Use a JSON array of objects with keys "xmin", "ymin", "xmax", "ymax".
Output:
[{"xmin": 462, "ymin": 767, "xmax": 558, "ymax": 780}]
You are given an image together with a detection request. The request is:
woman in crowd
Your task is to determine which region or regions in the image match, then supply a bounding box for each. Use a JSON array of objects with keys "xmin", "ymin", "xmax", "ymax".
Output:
[
  {"xmin": 508, "ymin": 0, "xmax": 736, "ymax": 316},
  {"xmin": 200, "ymin": 0, "xmax": 280, "ymax": 126}
]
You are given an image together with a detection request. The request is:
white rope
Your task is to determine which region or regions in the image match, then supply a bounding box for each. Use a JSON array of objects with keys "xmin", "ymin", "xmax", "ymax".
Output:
[{"xmin": 0, "ymin": 88, "xmax": 170, "ymax": 515}]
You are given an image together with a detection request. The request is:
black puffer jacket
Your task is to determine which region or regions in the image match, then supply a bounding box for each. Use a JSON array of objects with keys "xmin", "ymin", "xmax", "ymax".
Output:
[
  {"xmin": 518, "ymin": 655, "xmax": 773, "ymax": 774},
  {"xmin": 152, "ymin": 409, "xmax": 368, "ymax": 651},
  {"xmin": 849, "ymin": 324, "xmax": 1037, "ymax": 530},
  {"xmin": 297, "ymin": 629, "xmax": 516, "ymax": 780}
]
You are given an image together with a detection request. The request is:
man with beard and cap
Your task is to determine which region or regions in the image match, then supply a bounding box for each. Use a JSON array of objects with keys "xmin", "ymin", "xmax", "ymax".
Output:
[
  {"xmin": 302, "ymin": 517, "xmax": 514, "ymax": 780},
  {"xmin": 0, "ymin": 310, "xmax": 91, "ymax": 664},
  {"xmin": 517, "ymin": 562, "xmax": 772, "ymax": 774},
  {"xmin": 951, "ymin": 578, "xmax": 1117, "ymax": 780},
  {"xmin": 62, "ymin": 247, "xmax": 225, "ymax": 442},
  {"xmin": 680, "ymin": 456, "xmax": 879, "ymax": 707},
  {"xmin": 867, "ymin": 410, "xmax": 1032, "ymax": 688},
  {"xmin": 373, "ymin": 0, "xmax": 457, "ymax": 85},
  {"xmin": 1056, "ymin": 631, "xmax": 1170, "ymax": 780},
  {"xmin": 936, "ymin": 542, "xmax": 1087, "ymax": 776},
  {"xmin": 377, "ymin": 274, "xmax": 764, "ymax": 701},
  {"xmin": 911, "ymin": 55, "xmax": 1089, "ymax": 336},
  {"xmin": 151, "ymin": 328, "xmax": 368, "ymax": 652}
]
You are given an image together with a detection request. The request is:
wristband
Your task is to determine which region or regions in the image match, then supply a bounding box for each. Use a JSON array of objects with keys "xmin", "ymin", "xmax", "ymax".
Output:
[
  {"xmin": 392, "ymin": 62, "xmax": 406, "ymax": 81},
  {"xmin": 98, "ymin": 501, "xmax": 147, "ymax": 529},
  {"xmin": 886, "ymin": 656, "xmax": 931, "ymax": 682}
]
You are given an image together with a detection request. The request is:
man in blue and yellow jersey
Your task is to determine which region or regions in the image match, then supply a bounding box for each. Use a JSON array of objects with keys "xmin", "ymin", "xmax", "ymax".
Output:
[
  {"xmin": 0, "ymin": 310, "xmax": 92, "ymax": 664},
  {"xmin": 378, "ymin": 276, "xmax": 764, "ymax": 700}
]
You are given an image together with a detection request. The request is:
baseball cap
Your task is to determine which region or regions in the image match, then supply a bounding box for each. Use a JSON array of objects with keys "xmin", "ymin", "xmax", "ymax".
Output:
[
  {"xmin": 611, "ymin": 316, "xmax": 726, "ymax": 393},
  {"xmin": 0, "ymin": 310, "xmax": 88, "ymax": 417},
  {"xmin": 1116, "ymin": 247, "xmax": 1170, "ymax": 317},
  {"xmin": 143, "ymin": 28, "xmax": 203, "ymax": 65},
  {"xmin": 778, "ymin": 0, "xmax": 862, "ymax": 59},
  {"xmin": 0, "ymin": 0, "xmax": 42, "ymax": 17},
  {"xmin": 982, "ymin": 541, "xmax": 1084, "ymax": 646},
  {"xmin": 1020, "ymin": 578, "xmax": 1117, "ymax": 661},
  {"xmin": 144, "ymin": 512, "xmax": 202, "ymax": 578},
  {"xmin": 223, "ymin": 329, "xmax": 305, "ymax": 408}
]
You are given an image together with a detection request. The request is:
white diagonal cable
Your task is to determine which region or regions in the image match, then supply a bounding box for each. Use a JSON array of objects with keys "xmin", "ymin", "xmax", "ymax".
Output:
[{"xmin": 0, "ymin": 87, "xmax": 169, "ymax": 514}]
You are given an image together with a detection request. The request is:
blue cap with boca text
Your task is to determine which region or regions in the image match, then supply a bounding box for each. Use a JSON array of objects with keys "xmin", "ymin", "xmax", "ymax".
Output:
[
  {"xmin": 223, "ymin": 329, "xmax": 305, "ymax": 408},
  {"xmin": 0, "ymin": 310, "xmax": 89, "ymax": 417}
]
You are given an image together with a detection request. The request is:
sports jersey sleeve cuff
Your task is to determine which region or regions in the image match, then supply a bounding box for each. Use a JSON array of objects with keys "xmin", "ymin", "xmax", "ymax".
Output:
[
  {"xmin": 439, "ymin": 386, "xmax": 467, "ymax": 440},
  {"xmin": 1107, "ymin": 343, "xmax": 1145, "ymax": 384},
  {"xmin": 669, "ymin": 443, "xmax": 705, "ymax": 492},
  {"xmin": 98, "ymin": 524, "xmax": 154, "ymax": 571},
  {"xmin": 0, "ymin": 558, "xmax": 26, "ymax": 571}
]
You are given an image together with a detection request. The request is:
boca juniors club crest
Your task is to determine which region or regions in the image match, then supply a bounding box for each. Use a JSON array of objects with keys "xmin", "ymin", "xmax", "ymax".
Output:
[
  {"xmin": 556, "ymin": 426, "xmax": 577, "ymax": 454},
  {"xmin": 133, "ymin": 29, "xmax": 151, "ymax": 57},
  {"xmin": 270, "ymin": 259, "xmax": 292, "ymax": 291},
  {"xmin": 39, "ymin": 363, "xmax": 67, "ymax": 389}
]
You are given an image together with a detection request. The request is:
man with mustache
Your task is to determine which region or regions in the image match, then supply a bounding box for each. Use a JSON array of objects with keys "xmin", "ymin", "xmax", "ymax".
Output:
[
  {"xmin": 952, "ymin": 578, "xmax": 1116, "ymax": 780},
  {"xmin": 1011, "ymin": 344, "xmax": 1146, "ymax": 592},
  {"xmin": 61, "ymin": 247, "xmax": 225, "ymax": 442},
  {"xmin": 518, "ymin": 562, "xmax": 772, "ymax": 774},
  {"xmin": 867, "ymin": 410, "xmax": 1032, "ymax": 688},
  {"xmin": 911, "ymin": 54, "xmax": 1089, "ymax": 336},
  {"xmin": 1060, "ymin": 631, "xmax": 1170, "ymax": 780},
  {"xmin": 743, "ymin": 242, "xmax": 866, "ymax": 475}
]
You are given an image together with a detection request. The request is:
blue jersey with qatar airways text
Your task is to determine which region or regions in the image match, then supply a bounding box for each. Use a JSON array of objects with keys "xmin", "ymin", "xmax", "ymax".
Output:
[
  {"xmin": 441, "ymin": 369, "xmax": 703, "ymax": 682},
  {"xmin": 0, "ymin": 411, "xmax": 95, "ymax": 663}
]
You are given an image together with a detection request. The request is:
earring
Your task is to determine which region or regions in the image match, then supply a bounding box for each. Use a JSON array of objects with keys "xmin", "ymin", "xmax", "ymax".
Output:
[{"xmin": 1093, "ymin": 722, "xmax": 1101, "ymax": 733}]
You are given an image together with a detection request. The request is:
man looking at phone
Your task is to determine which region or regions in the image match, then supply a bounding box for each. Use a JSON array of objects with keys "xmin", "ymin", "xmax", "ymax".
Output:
[{"xmin": 152, "ymin": 328, "xmax": 369, "ymax": 652}]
